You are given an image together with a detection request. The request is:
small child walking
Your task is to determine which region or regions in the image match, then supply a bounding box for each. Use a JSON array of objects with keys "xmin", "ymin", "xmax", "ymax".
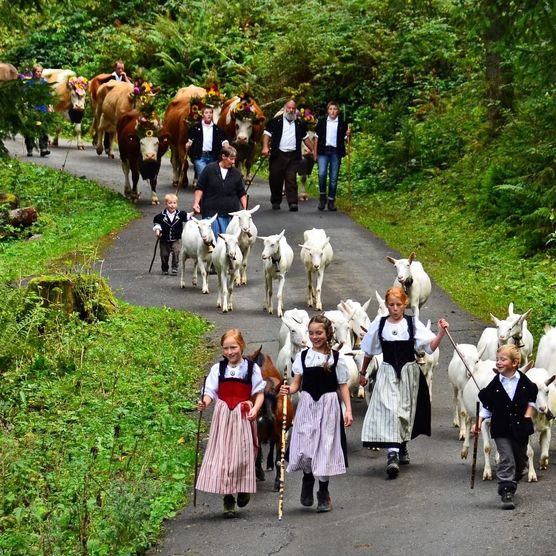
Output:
[
  {"xmin": 280, "ymin": 315, "xmax": 353, "ymax": 513},
  {"xmin": 473, "ymin": 344, "xmax": 537, "ymax": 509},
  {"xmin": 152, "ymin": 193, "xmax": 189, "ymax": 275},
  {"xmin": 196, "ymin": 329, "xmax": 264, "ymax": 518}
]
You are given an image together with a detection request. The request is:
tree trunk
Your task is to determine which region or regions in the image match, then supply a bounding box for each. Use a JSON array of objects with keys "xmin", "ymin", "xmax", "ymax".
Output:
[{"xmin": 484, "ymin": 0, "xmax": 514, "ymax": 134}]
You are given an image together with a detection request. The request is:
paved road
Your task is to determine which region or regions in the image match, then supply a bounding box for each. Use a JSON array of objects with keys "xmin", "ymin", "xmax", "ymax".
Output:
[{"xmin": 7, "ymin": 138, "xmax": 555, "ymax": 556}]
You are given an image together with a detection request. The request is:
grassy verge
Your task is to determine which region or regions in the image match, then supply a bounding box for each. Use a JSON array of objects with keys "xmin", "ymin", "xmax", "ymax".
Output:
[
  {"xmin": 0, "ymin": 291, "xmax": 211, "ymax": 555},
  {"xmin": 0, "ymin": 160, "xmax": 212, "ymax": 555},
  {"xmin": 0, "ymin": 159, "xmax": 138, "ymax": 280}
]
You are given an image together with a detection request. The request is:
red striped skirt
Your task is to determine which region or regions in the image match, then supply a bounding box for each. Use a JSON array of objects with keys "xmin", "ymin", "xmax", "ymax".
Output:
[{"xmin": 196, "ymin": 399, "xmax": 259, "ymax": 495}]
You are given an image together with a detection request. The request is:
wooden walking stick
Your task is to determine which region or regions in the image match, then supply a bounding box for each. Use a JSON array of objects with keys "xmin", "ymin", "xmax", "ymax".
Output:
[
  {"xmin": 278, "ymin": 377, "xmax": 288, "ymax": 520},
  {"xmin": 444, "ymin": 328, "xmax": 481, "ymax": 488},
  {"xmin": 193, "ymin": 375, "xmax": 208, "ymax": 507}
]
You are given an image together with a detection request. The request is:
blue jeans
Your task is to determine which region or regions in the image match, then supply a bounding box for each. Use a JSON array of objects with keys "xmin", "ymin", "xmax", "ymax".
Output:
[
  {"xmin": 205, "ymin": 215, "xmax": 231, "ymax": 239},
  {"xmin": 317, "ymin": 150, "xmax": 341, "ymax": 200},
  {"xmin": 194, "ymin": 155, "xmax": 217, "ymax": 179}
]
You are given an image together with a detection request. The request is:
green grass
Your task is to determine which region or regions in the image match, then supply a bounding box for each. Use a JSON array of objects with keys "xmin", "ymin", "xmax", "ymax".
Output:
[
  {"xmin": 0, "ymin": 160, "xmax": 213, "ymax": 555},
  {"xmin": 0, "ymin": 159, "xmax": 138, "ymax": 280},
  {"xmin": 0, "ymin": 296, "xmax": 211, "ymax": 555}
]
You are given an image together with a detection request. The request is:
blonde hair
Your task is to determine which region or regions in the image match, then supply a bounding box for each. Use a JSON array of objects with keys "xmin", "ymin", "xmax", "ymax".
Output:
[
  {"xmin": 220, "ymin": 329, "xmax": 246, "ymax": 352},
  {"xmin": 385, "ymin": 286, "xmax": 409, "ymax": 306},
  {"xmin": 164, "ymin": 193, "xmax": 178, "ymax": 203},
  {"xmin": 497, "ymin": 344, "xmax": 521, "ymax": 365}
]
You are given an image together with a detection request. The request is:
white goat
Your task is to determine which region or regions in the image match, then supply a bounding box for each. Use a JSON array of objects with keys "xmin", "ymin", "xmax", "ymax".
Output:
[
  {"xmin": 447, "ymin": 344, "xmax": 482, "ymax": 437},
  {"xmin": 276, "ymin": 310, "xmax": 310, "ymax": 377},
  {"xmin": 386, "ymin": 252, "xmax": 431, "ymax": 320},
  {"xmin": 479, "ymin": 303, "xmax": 534, "ymax": 363},
  {"xmin": 259, "ymin": 230, "xmax": 294, "ymax": 318},
  {"xmin": 536, "ymin": 325, "xmax": 556, "ymax": 376},
  {"xmin": 525, "ymin": 367, "xmax": 556, "ymax": 482},
  {"xmin": 179, "ymin": 215, "xmax": 216, "ymax": 294},
  {"xmin": 299, "ymin": 228, "xmax": 333, "ymax": 311},
  {"xmin": 211, "ymin": 233, "xmax": 243, "ymax": 313},
  {"xmin": 225, "ymin": 204, "xmax": 259, "ymax": 285},
  {"xmin": 414, "ymin": 319, "xmax": 439, "ymax": 401},
  {"xmin": 323, "ymin": 310, "xmax": 352, "ymax": 350},
  {"xmin": 338, "ymin": 297, "xmax": 372, "ymax": 347},
  {"xmin": 461, "ymin": 360, "xmax": 497, "ymax": 480}
]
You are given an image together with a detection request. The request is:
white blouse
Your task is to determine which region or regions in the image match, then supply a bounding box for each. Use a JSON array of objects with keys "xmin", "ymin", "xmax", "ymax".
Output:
[
  {"xmin": 203, "ymin": 359, "xmax": 265, "ymax": 401},
  {"xmin": 361, "ymin": 315, "xmax": 436, "ymax": 357},
  {"xmin": 291, "ymin": 348, "xmax": 350, "ymax": 384}
]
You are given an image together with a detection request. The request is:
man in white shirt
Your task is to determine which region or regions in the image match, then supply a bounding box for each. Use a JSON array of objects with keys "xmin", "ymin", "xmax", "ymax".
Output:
[{"xmin": 262, "ymin": 100, "xmax": 313, "ymax": 211}]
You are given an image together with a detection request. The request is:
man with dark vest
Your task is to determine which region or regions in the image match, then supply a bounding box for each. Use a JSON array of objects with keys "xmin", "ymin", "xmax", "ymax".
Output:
[{"xmin": 261, "ymin": 100, "xmax": 313, "ymax": 212}]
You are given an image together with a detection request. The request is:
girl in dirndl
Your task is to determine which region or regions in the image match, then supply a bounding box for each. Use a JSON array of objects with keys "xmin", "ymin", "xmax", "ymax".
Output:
[
  {"xmin": 359, "ymin": 287, "xmax": 449, "ymax": 478},
  {"xmin": 280, "ymin": 315, "xmax": 353, "ymax": 513},
  {"xmin": 196, "ymin": 329, "xmax": 264, "ymax": 517}
]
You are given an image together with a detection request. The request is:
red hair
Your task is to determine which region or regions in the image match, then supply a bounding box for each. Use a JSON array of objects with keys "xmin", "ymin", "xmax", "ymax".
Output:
[
  {"xmin": 385, "ymin": 287, "xmax": 409, "ymax": 306},
  {"xmin": 220, "ymin": 328, "xmax": 246, "ymax": 352}
]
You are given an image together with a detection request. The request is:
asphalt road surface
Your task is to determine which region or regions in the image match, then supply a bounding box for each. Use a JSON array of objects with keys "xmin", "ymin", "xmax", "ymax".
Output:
[{"xmin": 6, "ymin": 138, "xmax": 556, "ymax": 556}]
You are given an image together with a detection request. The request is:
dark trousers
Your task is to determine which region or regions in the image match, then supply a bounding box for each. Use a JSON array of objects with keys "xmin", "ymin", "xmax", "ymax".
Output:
[
  {"xmin": 269, "ymin": 151, "xmax": 299, "ymax": 205},
  {"xmin": 493, "ymin": 436, "xmax": 528, "ymax": 494},
  {"xmin": 159, "ymin": 240, "xmax": 181, "ymax": 272},
  {"xmin": 25, "ymin": 132, "xmax": 48, "ymax": 154}
]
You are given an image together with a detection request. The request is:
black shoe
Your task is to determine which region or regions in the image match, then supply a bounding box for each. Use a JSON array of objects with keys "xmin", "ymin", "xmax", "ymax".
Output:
[
  {"xmin": 40, "ymin": 150, "xmax": 50, "ymax": 157},
  {"xmin": 289, "ymin": 203, "xmax": 298, "ymax": 212},
  {"xmin": 316, "ymin": 482, "xmax": 331, "ymax": 513},
  {"xmin": 170, "ymin": 268, "xmax": 178, "ymax": 275},
  {"xmin": 501, "ymin": 491, "xmax": 515, "ymax": 510},
  {"xmin": 161, "ymin": 270, "xmax": 169, "ymax": 275},
  {"xmin": 237, "ymin": 492, "xmax": 251, "ymax": 508},
  {"xmin": 386, "ymin": 452, "xmax": 400, "ymax": 478},
  {"xmin": 300, "ymin": 472, "xmax": 315, "ymax": 507},
  {"xmin": 27, "ymin": 152, "xmax": 33, "ymax": 157},
  {"xmin": 272, "ymin": 203, "xmax": 281, "ymax": 210},
  {"xmin": 399, "ymin": 443, "xmax": 410, "ymax": 465},
  {"xmin": 318, "ymin": 195, "xmax": 326, "ymax": 211},
  {"xmin": 223, "ymin": 495, "xmax": 236, "ymax": 517},
  {"xmin": 327, "ymin": 199, "xmax": 337, "ymax": 211}
]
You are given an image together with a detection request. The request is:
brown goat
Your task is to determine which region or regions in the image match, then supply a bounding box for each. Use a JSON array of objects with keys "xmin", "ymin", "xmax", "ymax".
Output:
[{"xmin": 247, "ymin": 346, "xmax": 294, "ymax": 491}]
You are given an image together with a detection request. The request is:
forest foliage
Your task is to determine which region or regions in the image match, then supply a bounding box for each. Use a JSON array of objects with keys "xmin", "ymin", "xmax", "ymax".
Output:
[{"xmin": 1, "ymin": 0, "xmax": 554, "ymax": 253}]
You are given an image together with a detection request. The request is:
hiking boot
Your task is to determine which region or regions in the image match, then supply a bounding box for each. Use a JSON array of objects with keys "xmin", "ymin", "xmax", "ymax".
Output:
[
  {"xmin": 386, "ymin": 452, "xmax": 400, "ymax": 478},
  {"xmin": 27, "ymin": 151, "xmax": 33, "ymax": 157},
  {"xmin": 272, "ymin": 203, "xmax": 281, "ymax": 210},
  {"xmin": 318, "ymin": 194, "xmax": 326, "ymax": 211},
  {"xmin": 501, "ymin": 491, "xmax": 515, "ymax": 510},
  {"xmin": 327, "ymin": 199, "xmax": 337, "ymax": 211},
  {"xmin": 237, "ymin": 492, "xmax": 251, "ymax": 508},
  {"xmin": 289, "ymin": 203, "xmax": 298, "ymax": 212},
  {"xmin": 170, "ymin": 268, "xmax": 178, "ymax": 275},
  {"xmin": 40, "ymin": 150, "xmax": 50, "ymax": 157},
  {"xmin": 399, "ymin": 443, "xmax": 410, "ymax": 465},
  {"xmin": 300, "ymin": 472, "xmax": 315, "ymax": 507},
  {"xmin": 223, "ymin": 494, "xmax": 236, "ymax": 517},
  {"xmin": 161, "ymin": 270, "xmax": 169, "ymax": 275},
  {"xmin": 316, "ymin": 482, "xmax": 331, "ymax": 513}
]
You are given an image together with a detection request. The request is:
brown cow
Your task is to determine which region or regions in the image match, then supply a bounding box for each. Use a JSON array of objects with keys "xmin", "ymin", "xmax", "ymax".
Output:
[
  {"xmin": 247, "ymin": 346, "xmax": 294, "ymax": 491},
  {"xmin": 217, "ymin": 94, "xmax": 265, "ymax": 179},
  {"xmin": 117, "ymin": 110, "xmax": 169, "ymax": 204},
  {"xmin": 0, "ymin": 63, "xmax": 17, "ymax": 81},
  {"xmin": 159, "ymin": 96, "xmax": 192, "ymax": 189},
  {"xmin": 42, "ymin": 69, "xmax": 88, "ymax": 149},
  {"xmin": 92, "ymin": 81, "xmax": 134, "ymax": 158}
]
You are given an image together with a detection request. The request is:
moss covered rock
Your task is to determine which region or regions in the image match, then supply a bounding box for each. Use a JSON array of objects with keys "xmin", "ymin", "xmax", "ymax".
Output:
[{"xmin": 27, "ymin": 274, "xmax": 117, "ymax": 321}]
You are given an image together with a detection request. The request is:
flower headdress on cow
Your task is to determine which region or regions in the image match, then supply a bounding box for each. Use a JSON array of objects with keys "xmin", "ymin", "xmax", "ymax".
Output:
[
  {"xmin": 130, "ymin": 80, "xmax": 160, "ymax": 136},
  {"xmin": 187, "ymin": 96, "xmax": 206, "ymax": 123},
  {"xmin": 233, "ymin": 92, "xmax": 262, "ymax": 123},
  {"xmin": 298, "ymin": 107, "xmax": 316, "ymax": 130},
  {"xmin": 68, "ymin": 76, "xmax": 88, "ymax": 96},
  {"xmin": 205, "ymin": 83, "xmax": 225, "ymax": 109}
]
